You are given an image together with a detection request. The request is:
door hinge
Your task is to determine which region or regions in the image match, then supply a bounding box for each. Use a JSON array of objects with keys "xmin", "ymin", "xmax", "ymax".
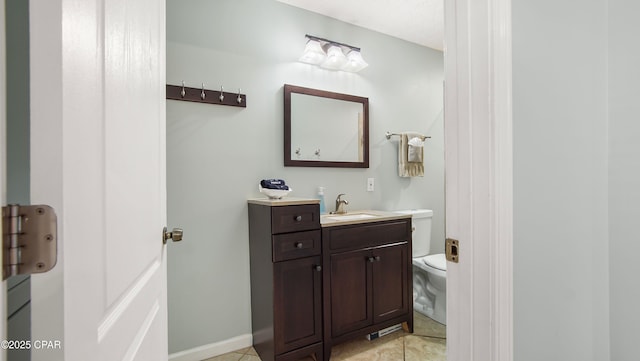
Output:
[
  {"xmin": 445, "ymin": 238, "xmax": 459, "ymax": 263},
  {"xmin": 2, "ymin": 204, "xmax": 58, "ymax": 280}
]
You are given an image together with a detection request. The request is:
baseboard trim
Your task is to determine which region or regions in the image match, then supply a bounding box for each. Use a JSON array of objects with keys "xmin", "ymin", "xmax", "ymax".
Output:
[{"xmin": 169, "ymin": 334, "xmax": 253, "ymax": 361}]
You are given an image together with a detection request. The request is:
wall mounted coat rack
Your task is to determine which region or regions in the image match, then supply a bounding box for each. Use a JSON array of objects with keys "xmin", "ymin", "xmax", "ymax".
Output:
[{"xmin": 166, "ymin": 82, "xmax": 247, "ymax": 108}]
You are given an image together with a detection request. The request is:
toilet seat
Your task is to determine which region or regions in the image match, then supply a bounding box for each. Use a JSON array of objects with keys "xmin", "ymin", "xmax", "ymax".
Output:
[{"xmin": 421, "ymin": 254, "xmax": 447, "ymax": 271}]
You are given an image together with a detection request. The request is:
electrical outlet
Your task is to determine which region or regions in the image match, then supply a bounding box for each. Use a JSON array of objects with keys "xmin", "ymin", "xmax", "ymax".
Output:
[{"xmin": 367, "ymin": 178, "xmax": 375, "ymax": 192}]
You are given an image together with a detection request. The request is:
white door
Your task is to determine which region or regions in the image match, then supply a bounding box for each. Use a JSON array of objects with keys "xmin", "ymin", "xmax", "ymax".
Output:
[
  {"xmin": 28, "ymin": 1, "xmax": 169, "ymax": 360},
  {"xmin": 444, "ymin": 0, "xmax": 513, "ymax": 360}
]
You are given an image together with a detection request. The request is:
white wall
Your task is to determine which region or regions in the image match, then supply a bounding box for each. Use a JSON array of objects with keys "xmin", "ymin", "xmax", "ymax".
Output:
[
  {"xmin": 512, "ymin": 0, "xmax": 610, "ymax": 359},
  {"xmin": 165, "ymin": 0, "xmax": 444, "ymax": 354},
  {"xmin": 608, "ymin": 1, "xmax": 640, "ymax": 360}
]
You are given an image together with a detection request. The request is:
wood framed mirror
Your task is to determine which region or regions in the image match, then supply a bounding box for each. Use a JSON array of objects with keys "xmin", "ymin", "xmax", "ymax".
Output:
[{"xmin": 284, "ymin": 84, "xmax": 369, "ymax": 168}]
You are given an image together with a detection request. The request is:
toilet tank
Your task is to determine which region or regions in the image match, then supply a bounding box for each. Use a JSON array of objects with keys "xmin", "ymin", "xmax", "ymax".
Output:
[{"xmin": 395, "ymin": 209, "xmax": 433, "ymax": 258}]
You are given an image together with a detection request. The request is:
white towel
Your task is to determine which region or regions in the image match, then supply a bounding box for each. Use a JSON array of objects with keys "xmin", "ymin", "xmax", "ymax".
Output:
[
  {"xmin": 398, "ymin": 132, "xmax": 424, "ymax": 177},
  {"xmin": 408, "ymin": 137, "xmax": 424, "ymax": 163}
]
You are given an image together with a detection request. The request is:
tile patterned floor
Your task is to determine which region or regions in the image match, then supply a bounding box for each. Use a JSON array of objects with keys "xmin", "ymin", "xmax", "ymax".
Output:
[{"xmin": 202, "ymin": 312, "xmax": 446, "ymax": 361}]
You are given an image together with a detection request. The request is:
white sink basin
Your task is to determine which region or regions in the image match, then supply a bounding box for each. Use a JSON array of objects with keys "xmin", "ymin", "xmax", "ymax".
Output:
[{"xmin": 324, "ymin": 213, "xmax": 378, "ymax": 221}]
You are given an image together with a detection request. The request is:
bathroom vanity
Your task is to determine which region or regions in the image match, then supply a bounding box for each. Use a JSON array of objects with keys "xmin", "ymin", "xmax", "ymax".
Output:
[
  {"xmin": 321, "ymin": 214, "xmax": 413, "ymax": 359},
  {"xmin": 248, "ymin": 199, "xmax": 324, "ymax": 361},
  {"xmin": 248, "ymin": 199, "xmax": 413, "ymax": 361}
]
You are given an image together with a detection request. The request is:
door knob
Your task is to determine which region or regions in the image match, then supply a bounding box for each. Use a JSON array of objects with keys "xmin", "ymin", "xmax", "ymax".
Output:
[{"xmin": 163, "ymin": 226, "xmax": 183, "ymax": 244}]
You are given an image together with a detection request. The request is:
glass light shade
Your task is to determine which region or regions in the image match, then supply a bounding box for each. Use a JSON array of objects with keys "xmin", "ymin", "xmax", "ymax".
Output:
[
  {"xmin": 320, "ymin": 45, "xmax": 348, "ymax": 70},
  {"xmin": 341, "ymin": 50, "xmax": 369, "ymax": 72},
  {"xmin": 299, "ymin": 39, "xmax": 326, "ymax": 65}
]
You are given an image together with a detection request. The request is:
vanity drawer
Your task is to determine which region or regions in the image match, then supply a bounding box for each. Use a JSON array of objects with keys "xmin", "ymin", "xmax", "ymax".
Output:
[
  {"xmin": 271, "ymin": 204, "xmax": 320, "ymax": 234},
  {"xmin": 272, "ymin": 230, "xmax": 321, "ymax": 262},
  {"xmin": 325, "ymin": 220, "xmax": 410, "ymax": 251}
]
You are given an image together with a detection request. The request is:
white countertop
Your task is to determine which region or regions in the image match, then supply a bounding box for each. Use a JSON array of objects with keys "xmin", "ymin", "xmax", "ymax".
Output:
[
  {"xmin": 247, "ymin": 197, "xmax": 320, "ymax": 206},
  {"xmin": 246, "ymin": 199, "xmax": 411, "ymax": 226},
  {"xmin": 320, "ymin": 210, "xmax": 411, "ymax": 227}
]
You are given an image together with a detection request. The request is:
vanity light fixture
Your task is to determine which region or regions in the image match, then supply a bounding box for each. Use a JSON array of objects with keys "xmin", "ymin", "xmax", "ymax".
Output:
[
  {"xmin": 321, "ymin": 44, "xmax": 348, "ymax": 70},
  {"xmin": 299, "ymin": 34, "xmax": 368, "ymax": 73},
  {"xmin": 342, "ymin": 49, "xmax": 369, "ymax": 72},
  {"xmin": 299, "ymin": 38, "xmax": 326, "ymax": 65}
]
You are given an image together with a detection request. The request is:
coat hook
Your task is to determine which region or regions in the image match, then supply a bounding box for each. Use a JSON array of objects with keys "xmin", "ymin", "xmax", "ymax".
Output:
[
  {"xmin": 219, "ymin": 86, "xmax": 225, "ymax": 102},
  {"xmin": 200, "ymin": 83, "xmax": 206, "ymax": 100},
  {"xmin": 180, "ymin": 81, "xmax": 186, "ymax": 98},
  {"xmin": 237, "ymin": 88, "xmax": 243, "ymax": 104}
]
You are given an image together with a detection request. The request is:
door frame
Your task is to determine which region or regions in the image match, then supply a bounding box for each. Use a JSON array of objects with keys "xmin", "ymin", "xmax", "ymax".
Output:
[{"xmin": 444, "ymin": 0, "xmax": 513, "ymax": 360}]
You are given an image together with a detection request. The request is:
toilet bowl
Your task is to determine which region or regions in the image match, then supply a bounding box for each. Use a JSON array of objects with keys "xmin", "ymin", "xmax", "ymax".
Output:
[
  {"xmin": 412, "ymin": 253, "xmax": 446, "ymax": 325},
  {"xmin": 395, "ymin": 209, "xmax": 446, "ymax": 325}
]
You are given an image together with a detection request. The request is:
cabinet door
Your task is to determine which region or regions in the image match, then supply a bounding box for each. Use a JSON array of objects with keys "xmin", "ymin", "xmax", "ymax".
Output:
[
  {"xmin": 274, "ymin": 256, "xmax": 323, "ymax": 355},
  {"xmin": 330, "ymin": 249, "xmax": 373, "ymax": 337},
  {"xmin": 372, "ymin": 242, "xmax": 409, "ymax": 323}
]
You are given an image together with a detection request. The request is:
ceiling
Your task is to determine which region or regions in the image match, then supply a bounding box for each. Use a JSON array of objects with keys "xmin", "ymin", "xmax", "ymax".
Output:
[{"xmin": 275, "ymin": 0, "xmax": 443, "ymax": 51}]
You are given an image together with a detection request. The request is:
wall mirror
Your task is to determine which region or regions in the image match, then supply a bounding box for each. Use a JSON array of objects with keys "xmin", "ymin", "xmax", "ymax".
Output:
[{"xmin": 284, "ymin": 84, "xmax": 369, "ymax": 168}]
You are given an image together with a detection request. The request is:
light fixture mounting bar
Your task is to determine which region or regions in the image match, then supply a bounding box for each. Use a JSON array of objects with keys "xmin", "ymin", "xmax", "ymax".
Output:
[{"xmin": 305, "ymin": 34, "xmax": 361, "ymax": 52}]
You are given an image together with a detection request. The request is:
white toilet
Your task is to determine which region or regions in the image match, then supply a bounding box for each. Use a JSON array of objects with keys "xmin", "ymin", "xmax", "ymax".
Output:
[{"xmin": 395, "ymin": 209, "xmax": 446, "ymax": 325}]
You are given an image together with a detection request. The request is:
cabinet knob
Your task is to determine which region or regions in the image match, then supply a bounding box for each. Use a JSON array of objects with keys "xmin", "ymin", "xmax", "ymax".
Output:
[
  {"xmin": 315, "ymin": 265, "xmax": 322, "ymax": 272},
  {"xmin": 295, "ymin": 242, "xmax": 303, "ymax": 249},
  {"xmin": 375, "ymin": 256, "xmax": 381, "ymax": 262},
  {"xmin": 368, "ymin": 256, "xmax": 375, "ymax": 263},
  {"xmin": 295, "ymin": 215, "xmax": 302, "ymax": 222}
]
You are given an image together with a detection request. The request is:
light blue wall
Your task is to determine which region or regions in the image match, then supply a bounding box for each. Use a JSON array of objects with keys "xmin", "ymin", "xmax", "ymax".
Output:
[
  {"xmin": 6, "ymin": 0, "xmax": 29, "ymax": 205},
  {"xmin": 513, "ymin": 0, "xmax": 610, "ymax": 360},
  {"xmin": 166, "ymin": 0, "xmax": 444, "ymax": 353},
  {"xmin": 608, "ymin": 1, "xmax": 640, "ymax": 359},
  {"xmin": 5, "ymin": 1, "xmax": 31, "ymax": 360}
]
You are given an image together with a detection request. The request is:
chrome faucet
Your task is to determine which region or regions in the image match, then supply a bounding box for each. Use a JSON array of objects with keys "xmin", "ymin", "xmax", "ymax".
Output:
[{"xmin": 333, "ymin": 193, "xmax": 349, "ymax": 214}]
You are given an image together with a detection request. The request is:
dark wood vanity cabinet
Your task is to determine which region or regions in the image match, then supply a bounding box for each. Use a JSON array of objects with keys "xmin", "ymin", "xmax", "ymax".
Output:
[
  {"xmin": 371, "ymin": 244, "xmax": 410, "ymax": 323},
  {"xmin": 248, "ymin": 201, "xmax": 323, "ymax": 361},
  {"xmin": 273, "ymin": 255, "xmax": 323, "ymax": 356},
  {"xmin": 328, "ymin": 248, "xmax": 372, "ymax": 337},
  {"xmin": 328, "ymin": 243, "xmax": 410, "ymax": 337},
  {"xmin": 249, "ymin": 200, "xmax": 412, "ymax": 361},
  {"xmin": 322, "ymin": 219, "xmax": 413, "ymax": 360}
]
